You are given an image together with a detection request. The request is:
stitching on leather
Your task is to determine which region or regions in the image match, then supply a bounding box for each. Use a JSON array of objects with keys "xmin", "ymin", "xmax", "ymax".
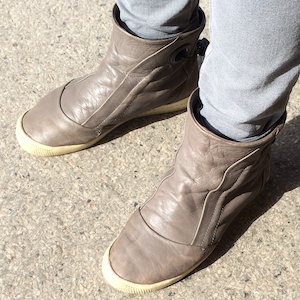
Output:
[
  {"xmin": 198, "ymin": 192, "xmax": 222, "ymax": 248},
  {"xmin": 200, "ymin": 164, "xmax": 252, "ymax": 248},
  {"xmin": 211, "ymin": 206, "xmax": 224, "ymax": 245},
  {"xmin": 209, "ymin": 153, "xmax": 267, "ymax": 246},
  {"xmin": 191, "ymin": 148, "xmax": 260, "ymax": 247}
]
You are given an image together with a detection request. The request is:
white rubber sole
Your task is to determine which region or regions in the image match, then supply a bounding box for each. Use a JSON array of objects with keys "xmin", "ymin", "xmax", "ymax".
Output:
[
  {"xmin": 16, "ymin": 97, "xmax": 188, "ymax": 156},
  {"xmin": 101, "ymin": 241, "xmax": 209, "ymax": 294}
]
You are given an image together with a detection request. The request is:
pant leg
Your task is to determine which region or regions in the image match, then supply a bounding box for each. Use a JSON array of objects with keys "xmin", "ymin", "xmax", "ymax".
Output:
[
  {"xmin": 199, "ymin": 0, "xmax": 300, "ymax": 141},
  {"xmin": 116, "ymin": 0, "xmax": 199, "ymax": 39}
]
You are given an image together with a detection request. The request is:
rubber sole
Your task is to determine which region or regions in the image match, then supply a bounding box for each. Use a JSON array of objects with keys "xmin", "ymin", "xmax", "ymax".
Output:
[
  {"xmin": 102, "ymin": 241, "xmax": 210, "ymax": 294},
  {"xmin": 16, "ymin": 97, "xmax": 188, "ymax": 156}
]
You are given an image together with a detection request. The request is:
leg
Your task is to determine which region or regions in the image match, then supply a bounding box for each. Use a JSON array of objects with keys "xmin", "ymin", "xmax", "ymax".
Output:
[
  {"xmin": 199, "ymin": 0, "xmax": 300, "ymax": 141},
  {"xmin": 117, "ymin": 0, "xmax": 199, "ymax": 39},
  {"xmin": 102, "ymin": 0, "xmax": 299, "ymax": 293}
]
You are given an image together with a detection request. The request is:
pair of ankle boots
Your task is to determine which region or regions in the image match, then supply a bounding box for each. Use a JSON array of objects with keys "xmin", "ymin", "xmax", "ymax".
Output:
[{"xmin": 16, "ymin": 5, "xmax": 284, "ymax": 293}]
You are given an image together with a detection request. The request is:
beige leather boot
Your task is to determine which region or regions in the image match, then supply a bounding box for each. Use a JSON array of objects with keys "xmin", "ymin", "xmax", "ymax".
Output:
[
  {"xmin": 102, "ymin": 89, "xmax": 285, "ymax": 293},
  {"xmin": 16, "ymin": 5, "xmax": 205, "ymax": 156}
]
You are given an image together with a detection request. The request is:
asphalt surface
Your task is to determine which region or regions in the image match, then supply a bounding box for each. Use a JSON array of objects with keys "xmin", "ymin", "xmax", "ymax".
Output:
[{"xmin": 1, "ymin": 1, "xmax": 299, "ymax": 299}]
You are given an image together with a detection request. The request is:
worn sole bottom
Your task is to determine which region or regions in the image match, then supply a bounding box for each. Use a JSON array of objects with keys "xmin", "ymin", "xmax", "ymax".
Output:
[
  {"xmin": 101, "ymin": 240, "xmax": 212, "ymax": 294},
  {"xmin": 16, "ymin": 97, "xmax": 188, "ymax": 156}
]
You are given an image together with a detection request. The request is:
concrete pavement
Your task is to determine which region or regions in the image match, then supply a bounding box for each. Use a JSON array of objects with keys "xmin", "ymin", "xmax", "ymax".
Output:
[{"xmin": 1, "ymin": 1, "xmax": 299, "ymax": 299}]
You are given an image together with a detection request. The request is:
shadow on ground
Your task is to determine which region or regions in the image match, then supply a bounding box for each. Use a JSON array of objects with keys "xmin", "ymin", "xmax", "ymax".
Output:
[
  {"xmin": 194, "ymin": 114, "xmax": 300, "ymax": 272},
  {"xmin": 94, "ymin": 110, "xmax": 187, "ymax": 145}
]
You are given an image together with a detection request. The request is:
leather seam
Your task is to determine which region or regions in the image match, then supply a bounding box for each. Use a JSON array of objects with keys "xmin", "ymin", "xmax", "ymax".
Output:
[
  {"xmin": 191, "ymin": 148, "xmax": 260, "ymax": 247},
  {"xmin": 211, "ymin": 206, "xmax": 224, "ymax": 245}
]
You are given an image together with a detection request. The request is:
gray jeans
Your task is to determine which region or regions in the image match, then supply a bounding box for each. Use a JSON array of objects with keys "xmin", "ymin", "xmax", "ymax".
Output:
[{"xmin": 117, "ymin": 0, "xmax": 300, "ymax": 141}]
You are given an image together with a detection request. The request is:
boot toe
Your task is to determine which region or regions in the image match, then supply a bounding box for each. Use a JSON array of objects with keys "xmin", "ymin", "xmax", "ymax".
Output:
[
  {"xmin": 102, "ymin": 210, "xmax": 206, "ymax": 293},
  {"xmin": 16, "ymin": 84, "xmax": 98, "ymax": 156}
]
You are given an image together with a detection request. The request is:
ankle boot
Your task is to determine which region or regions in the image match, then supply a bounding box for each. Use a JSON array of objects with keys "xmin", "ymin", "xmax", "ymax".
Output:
[
  {"xmin": 102, "ymin": 89, "xmax": 285, "ymax": 293},
  {"xmin": 16, "ymin": 5, "xmax": 205, "ymax": 156}
]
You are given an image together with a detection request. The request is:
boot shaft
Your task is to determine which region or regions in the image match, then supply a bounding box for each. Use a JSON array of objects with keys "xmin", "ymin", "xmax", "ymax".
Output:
[
  {"xmin": 141, "ymin": 89, "xmax": 284, "ymax": 248},
  {"xmin": 61, "ymin": 5, "xmax": 206, "ymax": 129}
]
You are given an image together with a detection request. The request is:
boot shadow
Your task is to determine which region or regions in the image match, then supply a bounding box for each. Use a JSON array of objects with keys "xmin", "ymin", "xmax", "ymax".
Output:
[
  {"xmin": 192, "ymin": 115, "xmax": 300, "ymax": 273},
  {"xmin": 94, "ymin": 109, "xmax": 186, "ymax": 146}
]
